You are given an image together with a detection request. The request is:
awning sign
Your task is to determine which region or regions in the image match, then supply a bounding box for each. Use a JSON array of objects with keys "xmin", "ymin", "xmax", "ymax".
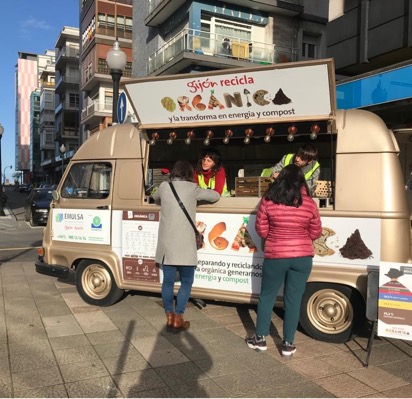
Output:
[{"xmin": 125, "ymin": 60, "xmax": 335, "ymax": 129}]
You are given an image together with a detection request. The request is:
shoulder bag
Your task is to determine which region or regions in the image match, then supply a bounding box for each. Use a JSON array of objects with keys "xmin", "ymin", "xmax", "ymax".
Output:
[{"xmin": 169, "ymin": 182, "xmax": 204, "ymax": 250}]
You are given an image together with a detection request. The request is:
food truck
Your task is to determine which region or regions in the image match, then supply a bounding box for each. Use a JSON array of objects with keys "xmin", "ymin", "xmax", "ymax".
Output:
[{"xmin": 35, "ymin": 59, "xmax": 411, "ymax": 343}]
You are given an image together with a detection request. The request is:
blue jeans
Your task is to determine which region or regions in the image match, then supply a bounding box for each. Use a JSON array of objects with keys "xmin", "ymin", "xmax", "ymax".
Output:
[
  {"xmin": 256, "ymin": 257, "xmax": 312, "ymax": 343},
  {"xmin": 161, "ymin": 265, "xmax": 196, "ymax": 315}
]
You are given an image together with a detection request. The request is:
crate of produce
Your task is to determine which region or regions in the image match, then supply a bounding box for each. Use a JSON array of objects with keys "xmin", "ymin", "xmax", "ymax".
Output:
[
  {"xmin": 314, "ymin": 180, "xmax": 332, "ymax": 198},
  {"xmin": 235, "ymin": 176, "xmax": 272, "ymax": 197}
]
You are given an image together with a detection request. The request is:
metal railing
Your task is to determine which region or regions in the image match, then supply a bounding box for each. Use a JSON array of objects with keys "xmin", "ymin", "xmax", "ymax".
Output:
[
  {"xmin": 148, "ymin": 28, "xmax": 298, "ymax": 74},
  {"xmin": 95, "ymin": 27, "xmax": 132, "ymax": 40},
  {"xmin": 41, "ymin": 81, "xmax": 55, "ymax": 89},
  {"xmin": 55, "ymin": 73, "xmax": 79, "ymax": 88},
  {"xmin": 55, "ymin": 100, "xmax": 79, "ymax": 114},
  {"xmin": 81, "ymin": 99, "xmax": 112, "ymax": 120},
  {"xmin": 148, "ymin": 0, "xmax": 302, "ymax": 16},
  {"xmin": 55, "ymin": 47, "xmax": 80, "ymax": 62}
]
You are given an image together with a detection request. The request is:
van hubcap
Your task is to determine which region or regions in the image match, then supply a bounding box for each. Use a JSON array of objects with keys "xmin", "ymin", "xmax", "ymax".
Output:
[
  {"xmin": 307, "ymin": 289, "xmax": 353, "ymax": 334},
  {"xmin": 81, "ymin": 264, "xmax": 111, "ymax": 299}
]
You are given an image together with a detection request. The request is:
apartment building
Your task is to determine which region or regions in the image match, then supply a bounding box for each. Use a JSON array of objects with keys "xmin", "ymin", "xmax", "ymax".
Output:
[
  {"xmin": 327, "ymin": 0, "xmax": 412, "ymax": 181},
  {"xmin": 133, "ymin": 0, "xmax": 329, "ymax": 78},
  {"xmin": 15, "ymin": 51, "xmax": 55, "ymax": 184},
  {"xmin": 39, "ymin": 58, "xmax": 56, "ymax": 184},
  {"xmin": 29, "ymin": 89, "xmax": 41, "ymax": 185},
  {"xmin": 80, "ymin": 0, "xmax": 133, "ymax": 139},
  {"xmin": 52, "ymin": 26, "xmax": 80, "ymax": 182}
]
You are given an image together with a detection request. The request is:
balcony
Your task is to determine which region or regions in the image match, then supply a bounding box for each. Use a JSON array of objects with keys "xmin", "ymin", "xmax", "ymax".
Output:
[
  {"xmin": 148, "ymin": 29, "xmax": 298, "ymax": 75},
  {"xmin": 55, "ymin": 47, "xmax": 80, "ymax": 68},
  {"xmin": 55, "ymin": 73, "xmax": 79, "ymax": 94},
  {"xmin": 95, "ymin": 27, "xmax": 133, "ymax": 41},
  {"xmin": 146, "ymin": 0, "xmax": 303, "ymax": 26},
  {"xmin": 81, "ymin": 99, "xmax": 112, "ymax": 125},
  {"xmin": 41, "ymin": 81, "xmax": 55, "ymax": 90},
  {"xmin": 81, "ymin": 63, "xmax": 132, "ymax": 92},
  {"xmin": 55, "ymin": 99, "xmax": 79, "ymax": 115},
  {"xmin": 40, "ymin": 132, "xmax": 55, "ymax": 152}
]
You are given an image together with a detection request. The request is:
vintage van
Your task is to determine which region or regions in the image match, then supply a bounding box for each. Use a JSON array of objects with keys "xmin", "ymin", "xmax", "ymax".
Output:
[{"xmin": 36, "ymin": 59, "xmax": 411, "ymax": 343}]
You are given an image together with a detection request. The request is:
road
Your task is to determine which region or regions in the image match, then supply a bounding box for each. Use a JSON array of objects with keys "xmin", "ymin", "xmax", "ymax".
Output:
[{"xmin": 0, "ymin": 186, "xmax": 44, "ymax": 263}]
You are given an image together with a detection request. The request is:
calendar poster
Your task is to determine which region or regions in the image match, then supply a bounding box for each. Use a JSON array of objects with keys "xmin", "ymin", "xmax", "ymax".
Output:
[{"xmin": 121, "ymin": 211, "xmax": 160, "ymax": 282}]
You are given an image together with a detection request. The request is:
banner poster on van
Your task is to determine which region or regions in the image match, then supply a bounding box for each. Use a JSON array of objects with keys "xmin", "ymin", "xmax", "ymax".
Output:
[
  {"xmin": 120, "ymin": 211, "xmax": 160, "ymax": 282},
  {"xmin": 51, "ymin": 209, "xmax": 111, "ymax": 244},
  {"xmin": 125, "ymin": 61, "xmax": 334, "ymax": 128},
  {"xmin": 113, "ymin": 210, "xmax": 381, "ymax": 292},
  {"xmin": 311, "ymin": 217, "xmax": 381, "ymax": 267},
  {"xmin": 377, "ymin": 262, "xmax": 412, "ymax": 341},
  {"xmin": 192, "ymin": 214, "xmax": 381, "ymax": 294}
]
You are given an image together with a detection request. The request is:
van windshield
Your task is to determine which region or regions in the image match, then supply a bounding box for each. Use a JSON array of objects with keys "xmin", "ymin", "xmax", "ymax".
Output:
[{"xmin": 61, "ymin": 162, "xmax": 112, "ymax": 199}]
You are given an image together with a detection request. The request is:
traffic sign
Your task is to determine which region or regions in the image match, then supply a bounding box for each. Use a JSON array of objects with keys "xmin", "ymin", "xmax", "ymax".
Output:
[{"xmin": 117, "ymin": 92, "xmax": 127, "ymax": 124}]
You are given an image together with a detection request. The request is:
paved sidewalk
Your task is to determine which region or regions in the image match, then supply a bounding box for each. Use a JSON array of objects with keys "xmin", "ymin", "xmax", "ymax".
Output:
[{"xmin": 0, "ymin": 262, "xmax": 411, "ymax": 398}]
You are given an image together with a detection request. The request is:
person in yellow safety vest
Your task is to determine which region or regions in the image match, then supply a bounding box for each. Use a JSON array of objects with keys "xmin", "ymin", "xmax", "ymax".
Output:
[
  {"xmin": 194, "ymin": 148, "xmax": 230, "ymax": 196},
  {"xmin": 263, "ymin": 144, "xmax": 320, "ymax": 196}
]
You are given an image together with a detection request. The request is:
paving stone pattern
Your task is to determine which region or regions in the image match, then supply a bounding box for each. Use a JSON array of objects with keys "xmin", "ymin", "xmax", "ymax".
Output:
[{"xmin": 0, "ymin": 262, "xmax": 411, "ymax": 398}]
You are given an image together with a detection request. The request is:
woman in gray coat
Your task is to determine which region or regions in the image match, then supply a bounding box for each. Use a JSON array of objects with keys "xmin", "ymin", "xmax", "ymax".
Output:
[{"xmin": 153, "ymin": 160, "xmax": 220, "ymax": 332}]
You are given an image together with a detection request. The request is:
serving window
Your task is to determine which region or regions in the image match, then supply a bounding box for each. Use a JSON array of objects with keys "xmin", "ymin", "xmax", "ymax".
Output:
[{"xmin": 144, "ymin": 121, "xmax": 336, "ymax": 202}]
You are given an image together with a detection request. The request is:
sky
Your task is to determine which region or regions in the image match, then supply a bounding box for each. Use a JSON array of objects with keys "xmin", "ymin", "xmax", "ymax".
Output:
[{"xmin": 0, "ymin": 0, "xmax": 79, "ymax": 183}]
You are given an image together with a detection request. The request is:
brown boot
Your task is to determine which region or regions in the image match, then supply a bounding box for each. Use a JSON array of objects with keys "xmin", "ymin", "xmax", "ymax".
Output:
[
  {"xmin": 166, "ymin": 312, "xmax": 174, "ymax": 332},
  {"xmin": 173, "ymin": 313, "xmax": 190, "ymax": 333}
]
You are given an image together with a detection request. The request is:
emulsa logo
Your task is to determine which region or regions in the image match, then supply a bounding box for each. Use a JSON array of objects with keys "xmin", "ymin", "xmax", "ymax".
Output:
[{"xmin": 91, "ymin": 216, "xmax": 102, "ymax": 230}]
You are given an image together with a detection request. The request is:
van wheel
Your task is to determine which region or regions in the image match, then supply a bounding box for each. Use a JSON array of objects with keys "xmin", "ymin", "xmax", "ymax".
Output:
[
  {"xmin": 299, "ymin": 283, "xmax": 365, "ymax": 343},
  {"xmin": 75, "ymin": 260, "xmax": 124, "ymax": 307}
]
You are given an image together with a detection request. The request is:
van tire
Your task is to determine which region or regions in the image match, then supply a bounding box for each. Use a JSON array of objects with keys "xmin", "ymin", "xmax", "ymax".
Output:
[
  {"xmin": 75, "ymin": 260, "xmax": 124, "ymax": 307},
  {"xmin": 299, "ymin": 283, "xmax": 365, "ymax": 343}
]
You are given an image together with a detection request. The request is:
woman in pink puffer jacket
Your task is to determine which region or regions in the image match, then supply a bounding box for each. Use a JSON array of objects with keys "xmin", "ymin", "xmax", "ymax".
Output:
[{"xmin": 246, "ymin": 164, "xmax": 322, "ymax": 357}]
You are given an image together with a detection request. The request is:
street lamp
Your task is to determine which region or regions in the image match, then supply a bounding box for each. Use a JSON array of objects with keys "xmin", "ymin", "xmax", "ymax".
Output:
[
  {"xmin": 106, "ymin": 40, "xmax": 127, "ymax": 124},
  {"xmin": 60, "ymin": 144, "xmax": 66, "ymax": 177},
  {"xmin": 0, "ymin": 123, "xmax": 4, "ymax": 215}
]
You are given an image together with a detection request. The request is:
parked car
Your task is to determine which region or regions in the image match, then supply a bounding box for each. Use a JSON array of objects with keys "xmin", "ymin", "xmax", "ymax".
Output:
[
  {"xmin": 24, "ymin": 188, "xmax": 53, "ymax": 226},
  {"xmin": 19, "ymin": 183, "xmax": 32, "ymax": 193}
]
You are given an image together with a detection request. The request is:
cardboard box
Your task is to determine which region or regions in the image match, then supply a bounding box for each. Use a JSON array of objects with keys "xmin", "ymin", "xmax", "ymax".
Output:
[
  {"xmin": 235, "ymin": 176, "xmax": 272, "ymax": 197},
  {"xmin": 231, "ymin": 42, "xmax": 249, "ymax": 59}
]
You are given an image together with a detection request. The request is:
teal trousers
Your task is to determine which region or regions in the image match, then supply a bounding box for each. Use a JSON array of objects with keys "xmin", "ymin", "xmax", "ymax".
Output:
[{"xmin": 256, "ymin": 256, "xmax": 312, "ymax": 343}]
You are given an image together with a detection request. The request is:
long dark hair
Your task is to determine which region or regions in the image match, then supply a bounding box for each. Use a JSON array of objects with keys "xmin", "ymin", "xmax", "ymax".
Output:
[
  {"xmin": 264, "ymin": 164, "xmax": 309, "ymax": 207},
  {"xmin": 170, "ymin": 160, "xmax": 194, "ymax": 182},
  {"xmin": 196, "ymin": 147, "xmax": 222, "ymax": 176}
]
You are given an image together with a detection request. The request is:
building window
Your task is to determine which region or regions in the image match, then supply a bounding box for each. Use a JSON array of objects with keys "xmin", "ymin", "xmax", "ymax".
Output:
[
  {"xmin": 97, "ymin": 12, "xmax": 132, "ymax": 39},
  {"xmin": 85, "ymin": 62, "xmax": 93, "ymax": 82},
  {"xmin": 197, "ymin": 14, "xmax": 265, "ymax": 59},
  {"xmin": 302, "ymin": 34, "xmax": 319, "ymax": 59},
  {"xmin": 69, "ymin": 93, "xmax": 79, "ymax": 108},
  {"xmin": 98, "ymin": 58, "xmax": 108, "ymax": 74},
  {"xmin": 107, "ymin": 14, "xmax": 115, "ymax": 28},
  {"xmin": 125, "ymin": 17, "xmax": 132, "ymax": 31}
]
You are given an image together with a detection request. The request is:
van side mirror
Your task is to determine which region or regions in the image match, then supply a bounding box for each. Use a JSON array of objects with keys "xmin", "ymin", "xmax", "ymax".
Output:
[{"xmin": 52, "ymin": 190, "xmax": 59, "ymax": 201}]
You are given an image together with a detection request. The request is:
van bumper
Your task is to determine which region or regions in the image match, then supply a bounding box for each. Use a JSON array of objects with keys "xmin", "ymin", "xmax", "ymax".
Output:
[{"xmin": 35, "ymin": 260, "xmax": 70, "ymax": 279}]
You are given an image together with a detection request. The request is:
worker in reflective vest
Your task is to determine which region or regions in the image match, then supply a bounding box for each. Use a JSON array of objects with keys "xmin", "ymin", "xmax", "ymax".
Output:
[
  {"xmin": 195, "ymin": 148, "xmax": 230, "ymax": 196},
  {"xmin": 264, "ymin": 144, "xmax": 320, "ymax": 195}
]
